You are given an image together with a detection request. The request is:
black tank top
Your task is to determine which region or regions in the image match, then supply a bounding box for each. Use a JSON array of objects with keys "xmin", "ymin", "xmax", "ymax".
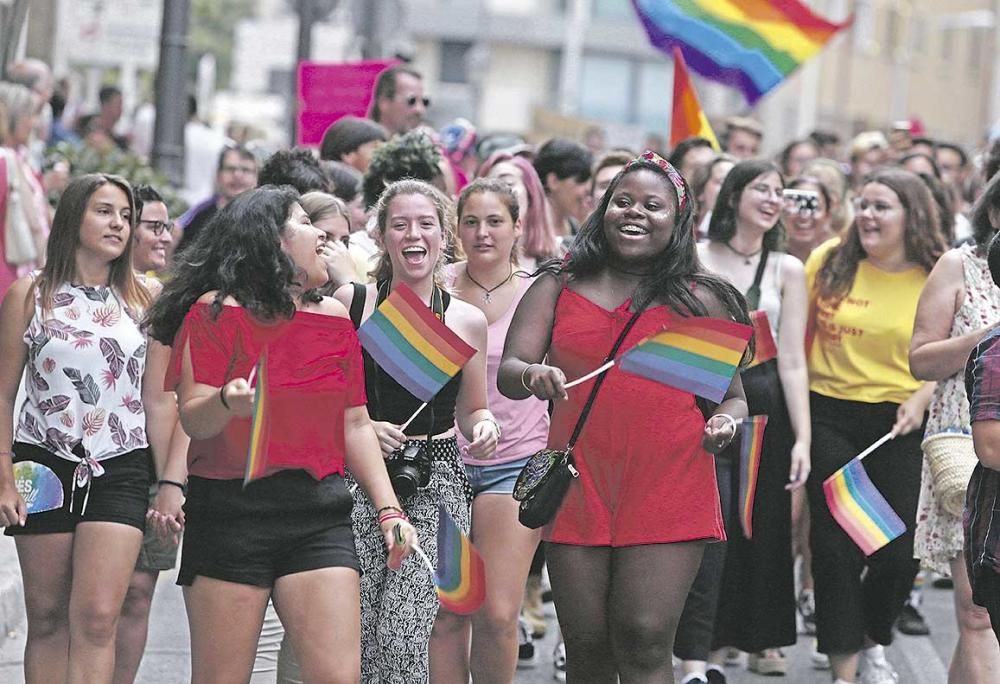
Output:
[{"xmin": 349, "ymin": 282, "xmax": 462, "ymax": 435}]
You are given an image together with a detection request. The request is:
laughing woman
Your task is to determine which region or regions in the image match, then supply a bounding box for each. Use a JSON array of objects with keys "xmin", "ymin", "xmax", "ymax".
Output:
[{"xmin": 333, "ymin": 179, "xmax": 499, "ymax": 683}]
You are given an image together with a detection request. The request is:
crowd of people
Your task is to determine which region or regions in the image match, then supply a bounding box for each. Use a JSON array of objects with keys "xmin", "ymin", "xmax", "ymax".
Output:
[{"xmin": 5, "ymin": 57, "xmax": 1000, "ymax": 684}]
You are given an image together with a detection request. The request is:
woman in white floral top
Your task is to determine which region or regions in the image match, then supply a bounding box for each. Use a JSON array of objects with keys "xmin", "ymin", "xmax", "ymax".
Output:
[{"xmin": 0, "ymin": 174, "xmax": 165, "ymax": 683}]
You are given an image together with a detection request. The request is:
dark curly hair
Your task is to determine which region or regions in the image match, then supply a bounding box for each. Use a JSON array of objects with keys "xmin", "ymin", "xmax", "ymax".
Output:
[
  {"xmin": 815, "ymin": 168, "xmax": 945, "ymax": 305},
  {"xmin": 555, "ymin": 158, "xmax": 752, "ymax": 361},
  {"xmin": 707, "ymin": 159, "xmax": 786, "ymax": 251},
  {"xmin": 257, "ymin": 148, "xmax": 331, "ymax": 195},
  {"xmin": 362, "ymin": 130, "xmax": 443, "ymax": 209},
  {"xmin": 971, "ymin": 170, "xmax": 1000, "ymax": 250},
  {"xmin": 145, "ymin": 185, "xmax": 320, "ymax": 345}
]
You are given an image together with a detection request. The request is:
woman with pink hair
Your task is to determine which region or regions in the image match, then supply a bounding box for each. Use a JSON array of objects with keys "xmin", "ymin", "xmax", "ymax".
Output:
[{"xmin": 478, "ymin": 152, "xmax": 562, "ymax": 271}]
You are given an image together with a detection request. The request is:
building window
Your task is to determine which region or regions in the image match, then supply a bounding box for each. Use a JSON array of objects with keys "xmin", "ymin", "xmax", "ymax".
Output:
[
  {"xmin": 969, "ymin": 27, "xmax": 984, "ymax": 76},
  {"xmin": 578, "ymin": 54, "xmax": 630, "ymax": 123},
  {"xmin": 440, "ymin": 41, "xmax": 472, "ymax": 84},
  {"xmin": 591, "ymin": 0, "xmax": 632, "ymax": 20},
  {"xmin": 852, "ymin": 0, "xmax": 876, "ymax": 52},
  {"xmin": 637, "ymin": 61, "xmax": 669, "ymax": 133}
]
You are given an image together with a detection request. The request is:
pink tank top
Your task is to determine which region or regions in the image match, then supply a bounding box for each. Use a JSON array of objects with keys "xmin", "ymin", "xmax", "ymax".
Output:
[{"xmin": 455, "ymin": 275, "xmax": 550, "ymax": 465}]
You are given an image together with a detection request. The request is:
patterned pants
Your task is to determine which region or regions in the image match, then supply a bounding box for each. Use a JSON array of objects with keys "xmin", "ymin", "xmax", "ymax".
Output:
[{"xmin": 352, "ymin": 438, "xmax": 471, "ymax": 683}]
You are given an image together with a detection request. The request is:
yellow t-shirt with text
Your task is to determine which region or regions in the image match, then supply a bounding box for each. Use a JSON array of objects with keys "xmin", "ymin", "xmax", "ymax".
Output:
[{"xmin": 805, "ymin": 239, "xmax": 927, "ymax": 405}]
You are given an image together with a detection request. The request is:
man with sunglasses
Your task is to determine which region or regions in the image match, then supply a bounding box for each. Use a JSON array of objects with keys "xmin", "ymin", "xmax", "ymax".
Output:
[{"xmin": 370, "ymin": 64, "xmax": 430, "ymax": 135}]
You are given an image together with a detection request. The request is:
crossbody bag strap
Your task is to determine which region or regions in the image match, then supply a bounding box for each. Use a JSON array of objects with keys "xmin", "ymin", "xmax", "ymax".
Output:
[
  {"xmin": 566, "ymin": 309, "xmax": 643, "ymax": 449},
  {"xmin": 744, "ymin": 246, "xmax": 770, "ymax": 311}
]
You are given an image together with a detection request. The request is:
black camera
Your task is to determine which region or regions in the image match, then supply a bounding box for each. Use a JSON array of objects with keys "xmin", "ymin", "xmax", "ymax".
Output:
[
  {"xmin": 386, "ymin": 441, "xmax": 432, "ymax": 498},
  {"xmin": 782, "ymin": 188, "xmax": 820, "ymax": 217}
]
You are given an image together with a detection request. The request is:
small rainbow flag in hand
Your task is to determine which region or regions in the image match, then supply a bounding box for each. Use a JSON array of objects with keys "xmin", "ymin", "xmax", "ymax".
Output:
[
  {"xmin": 619, "ymin": 317, "xmax": 752, "ymax": 403},
  {"xmin": 823, "ymin": 459, "xmax": 906, "ymax": 556},
  {"xmin": 434, "ymin": 503, "xmax": 486, "ymax": 615},
  {"xmin": 738, "ymin": 415, "xmax": 768, "ymax": 539},
  {"xmin": 244, "ymin": 350, "xmax": 270, "ymax": 485},
  {"xmin": 358, "ymin": 284, "xmax": 476, "ymax": 402}
]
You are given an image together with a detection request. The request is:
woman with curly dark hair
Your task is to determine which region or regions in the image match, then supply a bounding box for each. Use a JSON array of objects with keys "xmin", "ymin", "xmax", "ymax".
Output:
[
  {"xmin": 805, "ymin": 168, "xmax": 946, "ymax": 684},
  {"xmin": 498, "ymin": 152, "xmax": 750, "ymax": 683},
  {"xmin": 145, "ymin": 185, "xmax": 416, "ymax": 683},
  {"xmin": 362, "ymin": 130, "xmax": 445, "ymax": 210}
]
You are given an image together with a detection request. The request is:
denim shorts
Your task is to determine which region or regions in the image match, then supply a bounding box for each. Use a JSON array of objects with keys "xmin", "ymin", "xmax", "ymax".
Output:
[{"xmin": 465, "ymin": 457, "xmax": 529, "ymax": 496}]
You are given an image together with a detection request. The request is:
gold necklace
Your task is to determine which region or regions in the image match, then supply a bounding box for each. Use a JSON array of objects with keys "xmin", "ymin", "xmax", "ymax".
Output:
[{"xmin": 465, "ymin": 264, "xmax": 514, "ymax": 303}]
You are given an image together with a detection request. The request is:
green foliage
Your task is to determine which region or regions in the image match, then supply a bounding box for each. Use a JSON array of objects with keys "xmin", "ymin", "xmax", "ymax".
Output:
[
  {"xmin": 189, "ymin": 0, "xmax": 259, "ymax": 90},
  {"xmin": 46, "ymin": 142, "xmax": 188, "ymax": 217}
]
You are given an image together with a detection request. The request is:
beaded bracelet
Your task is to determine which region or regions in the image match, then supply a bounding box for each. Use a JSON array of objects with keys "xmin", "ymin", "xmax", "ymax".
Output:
[
  {"xmin": 481, "ymin": 416, "xmax": 502, "ymax": 441},
  {"xmin": 376, "ymin": 505, "xmax": 404, "ymax": 518},
  {"xmin": 378, "ymin": 513, "xmax": 407, "ymax": 527}
]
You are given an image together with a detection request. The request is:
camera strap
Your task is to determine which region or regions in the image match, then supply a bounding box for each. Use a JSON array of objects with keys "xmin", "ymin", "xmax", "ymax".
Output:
[{"xmin": 566, "ymin": 308, "xmax": 643, "ymax": 451}]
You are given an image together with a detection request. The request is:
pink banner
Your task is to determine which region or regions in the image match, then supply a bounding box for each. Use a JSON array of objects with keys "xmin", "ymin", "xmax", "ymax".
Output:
[{"xmin": 296, "ymin": 59, "xmax": 398, "ymax": 146}]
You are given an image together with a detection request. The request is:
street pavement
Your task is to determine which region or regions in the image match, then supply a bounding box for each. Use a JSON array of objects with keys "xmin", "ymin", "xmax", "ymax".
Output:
[{"xmin": 0, "ymin": 534, "xmax": 958, "ymax": 682}]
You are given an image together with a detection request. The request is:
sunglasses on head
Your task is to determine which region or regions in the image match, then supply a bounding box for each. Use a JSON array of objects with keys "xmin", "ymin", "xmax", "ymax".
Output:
[{"xmin": 405, "ymin": 95, "xmax": 431, "ymax": 108}]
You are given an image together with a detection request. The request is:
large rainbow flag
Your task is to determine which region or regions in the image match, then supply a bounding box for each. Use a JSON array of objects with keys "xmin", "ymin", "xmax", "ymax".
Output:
[
  {"xmin": 619, "ymin": 317, "xmax": 752, "ymax": 403},
  {"xmin": 632, "ymin": 0, "xmax": 851, "ymax": 104},
  {"xmin": 671, "ymin": 47, "xmax": 718, "ymax": 149},
  {"xmin": 435, "ymin": 503, "xmax": 486, "ymax": 615},
  {"xmin": 823, "ymin": 458, "xmax": 905, "ymax": 556},
  {"xmin": 357, "ymin": 284, "xmax": 477, "ymax": 402},
  {"xmin": 738, "ymin": 415, "xmax": 768, "ymax": 539},
  {"xmin": 244, "ymin": 350, "xmax": 270, "ymax": 485}
]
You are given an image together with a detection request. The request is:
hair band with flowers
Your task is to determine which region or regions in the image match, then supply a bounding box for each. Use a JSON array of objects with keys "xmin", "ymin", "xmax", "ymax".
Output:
[{"xmin": 625, "ymin": 150, "xmax": 689, "ymax": 211}]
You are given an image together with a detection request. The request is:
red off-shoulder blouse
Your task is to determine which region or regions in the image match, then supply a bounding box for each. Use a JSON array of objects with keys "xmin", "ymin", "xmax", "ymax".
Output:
[{"xmin": 166, "ymin": 303, "xmax": 367, "ymax": 480}]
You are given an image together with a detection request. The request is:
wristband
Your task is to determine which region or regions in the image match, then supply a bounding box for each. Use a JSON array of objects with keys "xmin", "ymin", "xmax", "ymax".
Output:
[
  {"xmin": 379, "ymin": 513, "xmax": 407, "ymax": 527},
  {"xmin": 157, "ymin": 479, "xmax": 188, "ymax": 496},
  {"xmin": 376, "ymin": 505, "xmax": 404, "ymax": 518},
  {"xmin": 521, "ymin": 364, "xmax": 540, "ymax": 393},
  {"xmin": 219, "ymin": 385, "xmax": 231, "ymax": 411}
]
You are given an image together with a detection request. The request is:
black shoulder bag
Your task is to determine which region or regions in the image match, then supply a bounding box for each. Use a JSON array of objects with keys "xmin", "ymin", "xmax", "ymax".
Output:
[{"xmin": 512, "ymin": 309, "xmax": 642, "ymax": 529}]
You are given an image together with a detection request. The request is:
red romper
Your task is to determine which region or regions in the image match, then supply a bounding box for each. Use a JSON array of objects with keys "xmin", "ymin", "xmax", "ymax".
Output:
[{"xmin": 544, "ymin": 288, "xmax": 726, "ymax": 547}]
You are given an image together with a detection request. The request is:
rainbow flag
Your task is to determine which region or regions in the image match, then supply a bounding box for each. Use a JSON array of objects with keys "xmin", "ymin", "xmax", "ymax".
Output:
[
  {"xmin": 823, "ymin": 458, "xmax": 905, "ymax": 556},
  {"xmin": 747, "ymin": 310, "xmax": 777, "ymax": 368},
  {"xmin": 357, "ymin": 284, "xmax": 477, "ymax": 402},
  {"xmin": 632, "ymin": 0, "xmax": 851, "ymax": 104},
  {"xmin": 619, "ymin": 317, "xmax": 752, "ymax": 403},
  {"xmin": 435, "ymin": 503, "xmax": 486, "ymax": 615},
  {"xmin": 244, "ymin": 350, "xmax": 270, "ymax": 485},
  {"xmin": 671, "ymin": 47, "xmax": 718, "ymax": 150},
  {"xmin": 738, "ymin": 415, "xmax": 768, "ymax": 539}
]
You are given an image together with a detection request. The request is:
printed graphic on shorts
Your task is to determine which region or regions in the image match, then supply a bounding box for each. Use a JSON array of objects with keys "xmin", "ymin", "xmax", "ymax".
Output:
[{"xmin": 13, "ymin": 460, "xmax": 65, "ymax": 513}]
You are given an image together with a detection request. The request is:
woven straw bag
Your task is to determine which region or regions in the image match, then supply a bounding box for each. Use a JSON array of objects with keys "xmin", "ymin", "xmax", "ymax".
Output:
[{"xmin": 921, "ymin": 432, "xmax": 977, "ymax": 517}]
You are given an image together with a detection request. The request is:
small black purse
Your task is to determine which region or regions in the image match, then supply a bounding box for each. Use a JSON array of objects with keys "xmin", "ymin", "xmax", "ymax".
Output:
[{"xmin": 513, "ymin": 310, "xmax": 642, "ymax": 529}]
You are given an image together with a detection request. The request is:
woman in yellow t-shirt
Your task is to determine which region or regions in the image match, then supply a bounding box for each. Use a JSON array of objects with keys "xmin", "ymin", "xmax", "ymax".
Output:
[{"xmin": 805, "ymin": 168, "xmax": 945, "ymax": 684}]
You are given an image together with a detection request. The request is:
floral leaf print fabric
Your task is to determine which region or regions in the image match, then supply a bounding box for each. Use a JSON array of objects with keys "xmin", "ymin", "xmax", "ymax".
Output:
[{"xmin": 17, "ymin": 282, "xmax": 148, "ymax": 462}]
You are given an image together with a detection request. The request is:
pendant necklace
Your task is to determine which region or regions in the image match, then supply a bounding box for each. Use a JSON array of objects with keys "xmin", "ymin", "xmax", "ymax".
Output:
[
  {"xmin": 466, "ymin": 265, "xmax": 514, "ymax": 303},
  {"xmin": 723, "ymin": 241, "xmax": 763, "ymax": 265}
]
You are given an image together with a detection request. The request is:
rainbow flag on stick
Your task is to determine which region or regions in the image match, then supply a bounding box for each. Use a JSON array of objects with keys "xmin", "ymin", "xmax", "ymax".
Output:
[
  {"xmin": 823, "ymin": 437, "xmax": 905, "ymax": 556},
  {"xmin": 671, "ymin": 47, "xmax": 718, "ymax": 149},
  {"xmin": 414, "ymin": 504, "xmax": 486, "ymax": 615},
  {"xmin": 619, "ymin": 317, "xmax": 752, "ymax": 403},
  {"xmin": 244, "ymin": 350, "xmax": 270, "ymax": 485},
  {"xmin": 738, "ymin": 415, "xmax": 768, "ymax": 539},
  {"xmin": 632, "ymin": 0, "xmax": 851, "ymax": 104},
  {"xmin": 358, "ymin": 284, "xmax": 476, "ymax": 403}
]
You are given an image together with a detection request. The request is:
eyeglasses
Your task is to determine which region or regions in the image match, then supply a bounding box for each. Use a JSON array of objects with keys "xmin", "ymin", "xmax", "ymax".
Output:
[
  {"xmin": 405, "ymin": 95, "xmax": 431, "ymax": 108},
  {"xmin": 220, "ymin": 164, "xmax": 256, "ymax": 175},
  {"xmin": 747, "ymin": 183, "xmax": 783, "ymax": 201},
  {"xmin": 138, "ymin": 219, "xmax": 174, "ymax": 236},
  {"xmin": 853, "ymin": 199, "xmax": 900, "ymax": 217}
]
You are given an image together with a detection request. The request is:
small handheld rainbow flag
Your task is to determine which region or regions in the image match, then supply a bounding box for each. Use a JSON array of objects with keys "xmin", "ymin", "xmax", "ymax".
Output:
[
  {"xmin": 823, "ymin": 457, "xmax": 905, "ymax": 556},
  {"xmin": 671, "ymin": 47, "xmax": 718, "ymax": 150},
  {"xmin": 357, "ymin": 284, "xmax": 476, "ymax": 403},
  {"xmin": 619, "ymin": 317, "xmax": 752, "ymax": 403},
  {"xmin": 738, "ymin": 415, "xmax": 768, "ymax": 539},
  {"xmin": 747, "ymin": 310, "xmax": 777, "ymax": 368},
  {"xmin": 434, "ymin": 503, "xmax": 486, "ymax": 615},
  {"xmin": 244, "ymin": 350, "xmax": 270, "ymax": 485}
]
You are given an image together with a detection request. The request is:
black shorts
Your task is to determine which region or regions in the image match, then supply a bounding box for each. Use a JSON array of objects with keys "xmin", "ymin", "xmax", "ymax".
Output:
[
  {"xmin": 178, "ymin": 470, "xmax": 359, "ymax": 588},
  {"xmin": 4, "ymin": 442, "xmax": 151, "ymax": 536}
]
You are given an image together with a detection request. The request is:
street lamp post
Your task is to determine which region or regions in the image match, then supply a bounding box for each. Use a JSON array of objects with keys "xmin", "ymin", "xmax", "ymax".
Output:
[{"xmin": 152, "ymin": 0, "xmax": 190, "ymax": 189}]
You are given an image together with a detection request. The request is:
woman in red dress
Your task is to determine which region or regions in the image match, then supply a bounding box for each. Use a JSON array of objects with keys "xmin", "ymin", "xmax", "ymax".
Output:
[{"xmin": 498, "ymin": 152, "xmax": 750, "ymax": 683}]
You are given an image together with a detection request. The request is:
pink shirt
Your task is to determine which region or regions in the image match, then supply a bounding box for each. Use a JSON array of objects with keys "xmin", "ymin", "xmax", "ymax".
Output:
[{"xmin": 455, "ymin": 275, "xmax": 550, "ymax": 465}]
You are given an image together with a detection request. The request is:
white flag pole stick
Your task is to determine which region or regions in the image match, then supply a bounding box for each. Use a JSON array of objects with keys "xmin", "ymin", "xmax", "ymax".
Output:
[
  {"xmin": 400, "ymin": 402, "xmax": 429, "ymax": 432},
  {"xmin": 856, "ymin": 432, "xmax": 894, "ymax": 462},
  {"xmin": 564, "ymin": 360, "xmax": 616, "ymax": 389},
  {"xmin": 414, "ymin": 544, "xmax": 436, "ymax": 579},
  {"xmin": 247, "ymin": 365, "xmax": 257, "ymax": 387}
]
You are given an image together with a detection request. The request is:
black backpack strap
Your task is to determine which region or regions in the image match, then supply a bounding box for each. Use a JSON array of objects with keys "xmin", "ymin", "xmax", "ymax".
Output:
[
  {"xmin": 349, "ymin": 282, "xmax": 366, "ymax": 330},
  {"xmin": 744, "ymin": 247, "xmax": 770, "ymax": 311},
  {"xmin": 566, "ymin": 309, "xmax": 643, "ymax": 449}
]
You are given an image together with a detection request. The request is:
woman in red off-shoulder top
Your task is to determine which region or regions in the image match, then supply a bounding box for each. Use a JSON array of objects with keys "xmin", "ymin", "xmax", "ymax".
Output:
[{"xmin": 146, "ymin": 185, "xmax": 415, "ymax": 684}]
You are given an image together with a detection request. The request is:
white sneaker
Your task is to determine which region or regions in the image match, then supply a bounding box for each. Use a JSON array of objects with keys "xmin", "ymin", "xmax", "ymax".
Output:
[
  {"xmin": 859, "ymin": 645, "xmax": 899, "ymax": 684},
  {"xmin": 810, "ymin": 639, "xmax": 830, "ymax": 670},
  {"xmin": 553, "ymin": 641, "xmax": 567, "ymax": 682}
]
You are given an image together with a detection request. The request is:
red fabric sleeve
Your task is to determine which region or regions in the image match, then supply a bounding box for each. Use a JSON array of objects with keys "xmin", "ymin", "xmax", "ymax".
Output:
[
  {"xmin": 164, "ymin": 304, "xmax": 238, "ymax": 391},
  {"xmin": 345, "ymin": 328, "xmax": 367, "ymax": 407}
]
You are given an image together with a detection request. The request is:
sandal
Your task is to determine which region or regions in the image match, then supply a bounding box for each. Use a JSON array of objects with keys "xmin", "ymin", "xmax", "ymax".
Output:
[{"xmin": 747, "ymin": 649, "xmax": 787, "ymax": 676}]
